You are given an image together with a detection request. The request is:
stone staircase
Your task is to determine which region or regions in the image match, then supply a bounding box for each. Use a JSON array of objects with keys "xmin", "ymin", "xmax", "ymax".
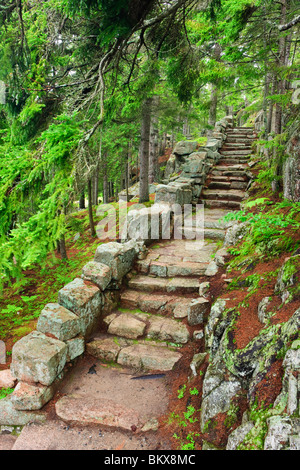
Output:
[
  {"xmin": 86, "ymin": 239, "xmax": 217, "ymax": 375},
  {"xmin": 84, "ymin": 127, "xmax": 256, "ymax": 377},
  {"xmin": 1, "ymin": 123, "xmax": 256, "ymax": 449},
  {"xmin": 201, "ymin": 126, "xmax": 255, "ymax": 210}
]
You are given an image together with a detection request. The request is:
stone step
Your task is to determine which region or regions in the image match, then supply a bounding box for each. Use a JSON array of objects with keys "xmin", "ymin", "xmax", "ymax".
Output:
[
  {"xmin": 214, "ymin": 164, "xmax": 249, "ymax": 171},
  {"xmin": 222, "ymin": 143, "xmax": 252, "ymax": 148},
  {"xmin": 226, "ymin": 128, "xmax": 254, "ymax": 134},
  {"xmin": 220, "ymin": 149, "xmax": 252, "ymax": 156},
  {"xmin": 218, "ymin": 154, "xmax": 250, "ymax": 165},
  {"xmin": 137, "ymin": 258, "xmax": 208, "ymax": 277},
  {"xmin": 202, "ymin": 189, "xmax": 245, "ymax": 202},
  {"xmin": 221, "ymin": 151, "xmax": 252, "ymax": 157},
  {"xmin": 102, "ymin": 309, "xmax": 190, "ymax": 344},
  {"xmin": 135, "ymin": 239, "xmax": 218, "ymax": 278},
  {"xmin": 207, "ymin": 181, "xmax": 231, "ymax": 190},
  {"xmin": 181, "ymin": 227, "xmax": 225, "ymax": 241},
  {"xmin": 225, "ymin": 134, "xmax": 255, "ymax": 139},
  {"xmin": 211, "ymin": 169, "xmax": 249, "ymax": 178},
  {"xmin": 202, "ymin": 199, "xmax": 241, "ymax": 210},
  {"xmin": 210, "ymin": 175, "xmax": 248, "ymax": 182},
  {"xmin": 206, "ymin": 180, "xmax": 248, "ymax": 191},
  {"xmin": 225, "ymin": 138, "xmax": 255, "ymax": 144},
  {"xmin": 86, "ymin": 334, "xmax": 182, "ymax": 373},
  {"xmin": 203, "ymin": 208, "xmax": 236, "ymax": 229},
  {"xmin": 120, "ymin": 289, "xmax": 195, "ymax": 316},
  {"xmin": 218, "ymin": 158, "xmax": 250, "ymax": 165},
  {"xmin": 128, "ymin": 275, "xmax": 200, "ymax": 294},
  {"xmin": 221, "ymin": 150, "xmax": 252, "ymax": 156},
  {"xmin": 226, "ymin": 132, "xmax": 254, "ymax": 136}
]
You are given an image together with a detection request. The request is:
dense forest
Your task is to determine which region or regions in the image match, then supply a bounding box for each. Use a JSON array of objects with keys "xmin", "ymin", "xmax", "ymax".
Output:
[
  {"xmin": 0, "ymin": 0, "xmax": 298, "ymax": 284},
  {"xmin": 0, "ymin": 0, "xmax": 300, "ymax": 452}
]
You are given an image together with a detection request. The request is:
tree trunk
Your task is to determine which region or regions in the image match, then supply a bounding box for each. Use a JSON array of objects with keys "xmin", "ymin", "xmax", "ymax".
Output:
[
  {"xmin": 124, "ymin": 158, "xmax": 129, "ymax": 200},
  {"xmin": 149, "ymin": 107, "xmax": 159, "ymax": 184},
  {"xmin": 101, "ymin": 153, "xmax": 109, "ymax": 204},
  {"xmin": 208, "ymin": 43, "xmax": 222, "ymax": 130},
  {"xmin": 59, "ymin": 236, "xmax": 68, "ymax": 260},
  {"xmin": 208, "ymin": 84, "xmax": 218, "ymax": 128},
  {"xmin": 79, "ymin": 190, "xmax": 85, "ymax": 209},
  {"xmin": 263, "ymin": 73, "xmax": 271, "ymax": 137},
  {"xmin": 267, "ymin": 79, "xmax": 275, "ymax": 134},
  {"xmin": 274, "ymin": 0, "xmax": 289, "ymax": 135},
  {"xmin": 139, "ymin": 97, "xmax": 152, "ymax": 203},
  {"xmin": 128, "ymin": 140, "xmax": 132, "ymax": 188},
  {"xmin": 87, "ymin": 178, "xmax": 96, "ymax": 237},
  {"xmin": 92, "ymin": 169, "xmax": 99, "ymax": 205}
]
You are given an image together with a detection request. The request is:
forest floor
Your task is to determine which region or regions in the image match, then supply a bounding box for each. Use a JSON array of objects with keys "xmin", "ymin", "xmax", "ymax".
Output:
[{"xmin": 1, "ymin": 182, "xmax": 300, "ymax": 450}]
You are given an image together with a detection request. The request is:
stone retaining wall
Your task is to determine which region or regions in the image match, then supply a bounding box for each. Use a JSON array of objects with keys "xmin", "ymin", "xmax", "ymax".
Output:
[
  {"xmin": 155, "ymin": 115, "xmax": 234, "ymax": 205},
  {"xmin": 6, "ymin": 240, "xmax": 146, "ymax": 414}
]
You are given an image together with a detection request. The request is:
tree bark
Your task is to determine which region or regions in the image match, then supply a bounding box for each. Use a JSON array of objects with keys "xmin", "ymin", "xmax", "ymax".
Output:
[
  {"xmin": 208, "ymin": 43, "xmax": 222, "ymax": 130},
  {"xmin": 208, "ymin": 84, "xmax": 218, "ymax": 128},
  {"xmin": 87, "ymin": 178, "xmax": 96, "ymax": 237},
  {"xmin": 149, "ymin": 101, "xmax": 159, "ymax": 184},
  {"xmin": 139, "ymin": 97, "xmax": 152, "ymax": 203},
  {"xmin": 92, "ymin": 169, "xmax": 99, "ymax": 205},
  {"xmin": 59, "ymin": 236, "xmax": 68, "ymax": 260},
  {"xmin": 274, "ymin": 0, "xmax": 289, "ymax": 135},
  {"xmin": 79, "ymin": 190, "xmax": 85, "ymax": 209},
  {"xmin": 102, "ymin": 154, "xmax": 109, "ymax": 204}
]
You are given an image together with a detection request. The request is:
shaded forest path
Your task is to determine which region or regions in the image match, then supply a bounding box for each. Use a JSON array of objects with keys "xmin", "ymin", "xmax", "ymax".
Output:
[{"xmin": 3, "ymin": 127, "xmax": 255, "ymax": 450}]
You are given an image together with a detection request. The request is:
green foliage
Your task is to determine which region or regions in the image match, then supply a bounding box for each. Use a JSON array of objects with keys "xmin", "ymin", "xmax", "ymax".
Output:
[
  {"xmin": 225, "ymin": 199, "xmax": 300, "ymax": 268},
  {"xmin": 0, "ymin": 112, "xmax": 84, "ymax": 286},
  {"xmin": 177, "ymin": 384, "xmax": 186, "ymax": 399},
  {"xmin": 0, "ymin": 388, "xmax": 14, "ymax": 400}
]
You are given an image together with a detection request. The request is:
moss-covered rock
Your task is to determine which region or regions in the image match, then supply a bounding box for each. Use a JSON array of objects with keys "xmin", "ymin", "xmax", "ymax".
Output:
[{"xmin": 275, "ymin": 254, "xmax": 300, "ymax": 303}]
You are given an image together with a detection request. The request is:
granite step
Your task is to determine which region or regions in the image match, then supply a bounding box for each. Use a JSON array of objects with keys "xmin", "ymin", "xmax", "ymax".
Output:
[
  {"xmin": 211, "ymin": 168, "xmax": 249, "ymax": 178},
  {"xmin": 137, "ymin": 258, "xmax": 208, "ymax": 277},
  {"xmin": 202, "ymin": 199, "xmax": 242, "ymax": 210},
  {"xmin": 202, "ymin": 189, "xmax": 245, "ymax": 202},
  {"xmin": 181, "ymin": 227, "xmax": 225, "ymax": 240},
  {"xmin": 214, "ymin": 164, "xmax": 249, "ymax": 171},
  {"xmin": 222, "ymin": 143, "xmax": 252, "ymax": 148},
  {"xmin": 226, "ymin": 128, "xmax": 254, "ymax": 134},
  {"xmin": 101, "ymin": 309, "xmax": 190, "ymax": 344},
  {"xmin": 220, "ymin": 149, "xmax": 252, "ymax": 156},
  {"xmin": 206, "ymin": 180, "xmax": 248, "ymax": 190},
  {"xmin": 218, "ymin": 158, "xmax": 251, "ymax": 165},
  {"xmin": 209, "ymin": 175, "xmax": 248, "ymax": 182},
  {"xmin": 120, "ymin": 289, "xmax": 195, "ymax": 316},
  {"xmin": 128, "ymin": 275, "xmax": 200, "ymax": 294},
  {"xmin": 225, "ymin": 137, "xmax": 256, "ymax": 144},
  {"xmin": 86, "ymin": 333, "xmax": 183, "ymax": 372}
]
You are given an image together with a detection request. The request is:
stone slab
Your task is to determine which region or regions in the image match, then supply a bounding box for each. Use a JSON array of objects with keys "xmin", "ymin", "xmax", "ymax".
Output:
[
  {"xmin": 117, "ymin": 344, "xmax": 182, "ymax": 371},
  {"xmin": 0, "ymin": 396, "xmax": 46, "ymax": 426},
  {"xmin": 11, "ymin": 331, "xmax": 67, "ymax": 386},
  {"xmin": 82, "ymin": 261, "xmax": 112, "ymax": 291},
  {"xmin": 11, "ymin": 382, "xmax": 54, "ymax": 411},
  {"xmin": 94, "ymin": 241, "xmax": 137, "ymax": 280},
  {"xmin": 58, "ymin": 278, "xmax": 102, "ymax": 337},
  {"xmin": 37, "ymin": 303, "xmax": 81, "ymax": 341},
  {"xmin": 107, "ymin": 313, "xmax": 146, "ymax": 340}
]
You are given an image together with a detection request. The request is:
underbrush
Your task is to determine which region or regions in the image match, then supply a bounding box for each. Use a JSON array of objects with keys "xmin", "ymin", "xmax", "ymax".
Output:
[
  {"xmin": 0, "ymin": 195, "xmax": 157, "ymax": 348},
  {"xmin": 224, "ymin": 197, "xmax": 300, "ymax": 271},
  {"xmin": 0, "ymin": 207, "xmax": 102, "ymax": 345}
]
